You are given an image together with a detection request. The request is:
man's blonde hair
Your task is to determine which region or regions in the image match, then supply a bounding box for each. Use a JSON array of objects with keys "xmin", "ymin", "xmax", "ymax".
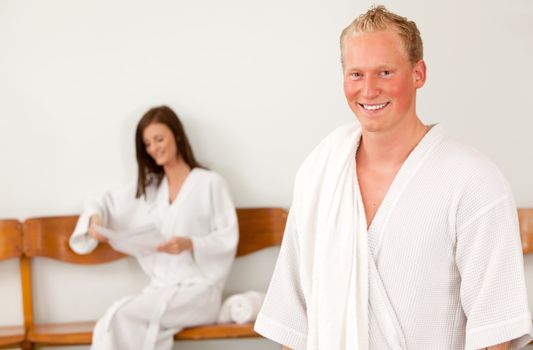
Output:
[{"xmin": 340, "ymin": 5, "xmax": 423, "ymax": 66}]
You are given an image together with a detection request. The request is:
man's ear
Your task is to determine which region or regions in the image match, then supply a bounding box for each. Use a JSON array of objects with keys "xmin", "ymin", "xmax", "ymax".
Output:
[{"xmin": 413, "ymin": 59, "xmax": 427, "ymax": 89}]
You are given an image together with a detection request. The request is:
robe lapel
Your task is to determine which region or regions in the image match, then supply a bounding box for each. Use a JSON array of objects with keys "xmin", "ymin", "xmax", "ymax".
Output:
[
  {"xmin": 354, "ymin": 163, "xmax": 406, "ymax": 350},
  {"xmin": 168, "ymin": 169, "xmax": 197, "ymax": 209},
  {"xmin": 354, "ymin": 125, "xmax": 445, "ymax": 350},
  {"xmin": 158, "ymin": 169, "xmax": 198, "ymax": 238},
  {"xmin": 367, "ymin": 125, "xmax": 445, "ymax": 261}
]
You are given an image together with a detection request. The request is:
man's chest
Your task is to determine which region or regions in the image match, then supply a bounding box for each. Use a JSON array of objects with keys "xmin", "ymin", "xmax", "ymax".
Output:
[{"xmin": 357, "ymin": 164, "xmax": 401, "ymax": 227}]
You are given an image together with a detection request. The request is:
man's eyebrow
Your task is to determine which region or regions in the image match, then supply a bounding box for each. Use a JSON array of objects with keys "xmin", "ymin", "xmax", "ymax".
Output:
[
  {"xmin": 345, "ymin": 64, "xmax": 394, "ymax": 72},
  {"xmin": 344, "ymin": 66, "xmax": 363, "ymax": 72}
]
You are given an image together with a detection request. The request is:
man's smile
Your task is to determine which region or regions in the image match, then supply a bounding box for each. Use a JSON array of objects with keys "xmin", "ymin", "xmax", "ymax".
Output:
[{"xmin": 358, "ymin": 102, "xmax": 390, "ymax": 111}]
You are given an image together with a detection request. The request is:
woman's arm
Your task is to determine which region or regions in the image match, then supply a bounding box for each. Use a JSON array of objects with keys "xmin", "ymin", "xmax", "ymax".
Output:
[
  {"xmin": 70, "ymin": 182, "xmax": 137, "ymax": 254},
  {"xmin": 188, "ymin": 173, "xmax": 238, "ymax": 280},
  {"xmin": 87, "ymin": 214, "xmax": 108, "ymax": 243}
]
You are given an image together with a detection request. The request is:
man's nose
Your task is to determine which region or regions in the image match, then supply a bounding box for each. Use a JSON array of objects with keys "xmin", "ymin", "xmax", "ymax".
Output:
[{"xmin": 362, "ymin": 76, "xmax": 380, "ymax": 99}]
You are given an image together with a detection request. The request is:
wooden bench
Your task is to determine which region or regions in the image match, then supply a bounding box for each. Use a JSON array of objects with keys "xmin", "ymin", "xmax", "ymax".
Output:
[
  {"xmin": 5, "ymin": 207, "xmax": 532, "ymax": 348},
  {"xmin": 20, "ymin": 208, "xmax": 287, "ymax": 348},
  {"xmin": 0, "ymin": 220, "xmax": 26, "ymax": 349}
]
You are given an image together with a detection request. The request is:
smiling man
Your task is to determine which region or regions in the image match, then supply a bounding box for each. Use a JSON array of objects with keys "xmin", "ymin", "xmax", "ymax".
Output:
[{"xmin": 254, "ymin": 5, "xmax": 533, "ymax": 350}]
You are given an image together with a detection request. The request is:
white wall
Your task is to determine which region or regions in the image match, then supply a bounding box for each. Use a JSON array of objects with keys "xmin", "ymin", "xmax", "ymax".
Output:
[{"xmin": 0, "ymin": 0, "xmax": 532, "ymax": 349}]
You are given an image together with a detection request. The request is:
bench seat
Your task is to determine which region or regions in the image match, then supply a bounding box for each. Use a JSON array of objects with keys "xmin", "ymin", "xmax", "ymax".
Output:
[
  {"xmin": 174, "ymin": 323, "xmax": 257, "ymax": 340},
  {"xmin": 0, "ymin": 325, "xmax": 25, "ymax": 347},
  {"xmin": 27, "ymin": 321, "xmax": 257, "ymax": 345}
]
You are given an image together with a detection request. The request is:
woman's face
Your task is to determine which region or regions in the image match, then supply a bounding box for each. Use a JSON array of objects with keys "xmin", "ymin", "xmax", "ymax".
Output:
[{"xmin": 142, "ymin": 122, "xmax": 179, "ymax": 166}]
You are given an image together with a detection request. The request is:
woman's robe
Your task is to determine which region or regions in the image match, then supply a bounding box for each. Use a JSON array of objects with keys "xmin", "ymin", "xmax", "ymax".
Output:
[{"xmin": 70, "ymin": 168, "xmax": 238, "ymax": 350}]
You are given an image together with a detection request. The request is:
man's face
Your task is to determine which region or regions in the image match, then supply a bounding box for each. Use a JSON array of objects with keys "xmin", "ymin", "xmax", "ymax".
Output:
[{"xmin": 342, "ymin": 29, "xmax": 426, "ymax": 134}]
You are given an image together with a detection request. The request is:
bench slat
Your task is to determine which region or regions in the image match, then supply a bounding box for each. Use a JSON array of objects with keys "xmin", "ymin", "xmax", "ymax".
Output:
[
  {"xmin": 22, "ymin": 208, "xmax": 286, "ymax": 262},
  {"xmin": 28, "ymin": 321, "xmax": 93, "ymax": 345},
  {"xmin": 0, "ymin": 220, "xmax": 22, "ymax": 261},
  {"xmin": 174, "ymin": 323, "xmax": 258, "ymax": 340},
  {"xmin": 23, "ymin": 216, "xmax": 124, "ymax": 264},
  {"xmin": 0, "ymin": 325, "xmax": 25, "ymax": 346},
  {"xmin": 28, "ymin": 321, "xmax": 257, "ymax": 344},
  {"xmin": 236, "ymin": 208, "xmax": 286, "ymax": 256}
]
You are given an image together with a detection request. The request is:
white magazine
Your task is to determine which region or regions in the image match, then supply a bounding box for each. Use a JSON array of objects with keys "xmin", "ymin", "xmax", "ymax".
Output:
[{"xmin": 95, "ymin": 224, "xmax": 166, "ymax": 257}]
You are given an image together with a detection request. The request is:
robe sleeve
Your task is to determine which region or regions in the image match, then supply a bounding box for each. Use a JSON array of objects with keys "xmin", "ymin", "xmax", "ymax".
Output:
[
  {"xmin": 69, "ymin": 183, "xmax": 136, "ymax": 255},
  {"xmin": 254, "ymin": 208, "xmax": 308, "ymax": 350},
  {"xmin": 190, "ymin": 174, "xmax": 238, "ymax": 286},
  {"xmin": 456, "ymin": 186, "xmax": 533, "ymax": 349}
]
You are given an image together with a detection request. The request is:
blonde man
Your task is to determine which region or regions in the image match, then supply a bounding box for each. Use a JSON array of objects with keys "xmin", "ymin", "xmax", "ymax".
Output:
[{"xmin": 255, "ymin": 6, "xmax": 532, "ymax": 350}]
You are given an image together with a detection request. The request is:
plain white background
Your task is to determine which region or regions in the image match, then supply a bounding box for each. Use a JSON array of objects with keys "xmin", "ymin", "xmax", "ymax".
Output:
[{"xmin": 1, "ymin": 0, "xmax": 532, "ymax": 349}]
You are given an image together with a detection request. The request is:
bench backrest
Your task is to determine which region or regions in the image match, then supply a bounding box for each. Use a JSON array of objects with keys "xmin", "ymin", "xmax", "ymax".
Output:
[
  {"xmin": 22, "ymin": 208, "xmax": 288, "ymax": 263},
  {"xmin": 21, "ymin": 208, "xmax": 533, "ymax": 258},
  {"xmin": 23, "ymin": 216, "xmax": 123, "ymax": 264},
  {"xmin": 0, "ymin": 220, "xmax": 22, "ymax": 260},
  {"xmin": 235, "ymin": 208, "xmax": 287, "ymax": 256}
]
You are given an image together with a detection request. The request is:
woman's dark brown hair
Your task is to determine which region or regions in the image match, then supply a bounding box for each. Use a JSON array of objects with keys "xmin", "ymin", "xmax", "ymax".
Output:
[{"xmin": 135, "ymin": 106, "xmax": 201, "ymax": 198}]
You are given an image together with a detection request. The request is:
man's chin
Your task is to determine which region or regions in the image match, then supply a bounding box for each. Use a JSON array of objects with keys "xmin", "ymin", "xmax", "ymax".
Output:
[{"xmin": 354, "ymin": 116, "xmax": 384, "ymax": 134}]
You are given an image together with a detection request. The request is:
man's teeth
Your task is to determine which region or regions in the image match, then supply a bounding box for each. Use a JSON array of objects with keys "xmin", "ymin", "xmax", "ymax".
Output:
[{"xmin": 362, "ymin": 102, "xmax": 388, "ymax": 110}]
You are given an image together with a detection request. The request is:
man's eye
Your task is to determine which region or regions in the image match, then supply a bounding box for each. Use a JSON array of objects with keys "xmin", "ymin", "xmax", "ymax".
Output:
[
  {"xmin": 380, "ymin": 70, "xmax": 391, "ymax": 76},
  {"xmin": 350, "ymin": 72, "xmax": 362, "ymax": 80}
]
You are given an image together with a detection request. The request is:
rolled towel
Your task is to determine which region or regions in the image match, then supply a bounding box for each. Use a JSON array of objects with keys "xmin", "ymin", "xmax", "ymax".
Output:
[
  {"xmin": 217, "ymin": 291, "xmax": 266, "ymax": 324},
  {"xmin": 217, "ymin": 295, "xmax": 233, "ymax": 324}
]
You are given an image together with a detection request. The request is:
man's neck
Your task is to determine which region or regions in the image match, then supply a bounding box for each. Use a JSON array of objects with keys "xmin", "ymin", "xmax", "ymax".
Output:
[{"xmin": 357, "ymin": 118, "xmax": 429, "ymax": 168}]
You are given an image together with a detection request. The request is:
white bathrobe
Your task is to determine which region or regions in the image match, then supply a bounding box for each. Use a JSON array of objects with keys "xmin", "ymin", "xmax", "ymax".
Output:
[
  {"xmin": 70, "ymin": 168, "xmax": 238, "ymax": 350},
  {"xmin": 255, "ymin": 123, "xmax": 533, "ymax": 350}
]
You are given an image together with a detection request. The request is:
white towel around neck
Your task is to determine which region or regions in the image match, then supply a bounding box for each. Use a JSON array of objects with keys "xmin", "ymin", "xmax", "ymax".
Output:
[{"xmin": 301, "ymin": 124, "xmax": 405, "ymax": 349}]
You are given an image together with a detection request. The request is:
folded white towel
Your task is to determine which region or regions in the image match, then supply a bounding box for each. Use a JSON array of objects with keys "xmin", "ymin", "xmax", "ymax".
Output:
[{"xmin": 217, "ymin": 291, "xmax": 266, "ymax": 324}]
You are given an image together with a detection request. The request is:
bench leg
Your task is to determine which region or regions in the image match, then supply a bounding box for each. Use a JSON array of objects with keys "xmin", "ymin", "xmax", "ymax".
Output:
[{"xmin": 20, "ymin": 340, "xmax": 34, "ymax": 350}]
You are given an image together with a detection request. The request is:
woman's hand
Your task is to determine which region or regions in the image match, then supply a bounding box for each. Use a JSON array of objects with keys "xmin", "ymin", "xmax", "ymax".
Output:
[
  {"xmin": 88, "ymin": 215, "xmax": 108, "ymax": 243},
  {"xmin": 156, "ymin": 237, "xmax": 193, "ymax": 254}
]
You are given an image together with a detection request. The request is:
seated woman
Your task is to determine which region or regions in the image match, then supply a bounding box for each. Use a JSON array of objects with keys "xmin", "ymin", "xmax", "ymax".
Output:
[{"xmin": 69, "ymin": 106, "xmax": 238, "ymax": 350}]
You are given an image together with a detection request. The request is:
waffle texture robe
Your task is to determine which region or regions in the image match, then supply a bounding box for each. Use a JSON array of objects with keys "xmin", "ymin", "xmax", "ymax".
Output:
[{"xmin": 255, "ymin": 123, "xmax": 532, "ymax": 350}]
